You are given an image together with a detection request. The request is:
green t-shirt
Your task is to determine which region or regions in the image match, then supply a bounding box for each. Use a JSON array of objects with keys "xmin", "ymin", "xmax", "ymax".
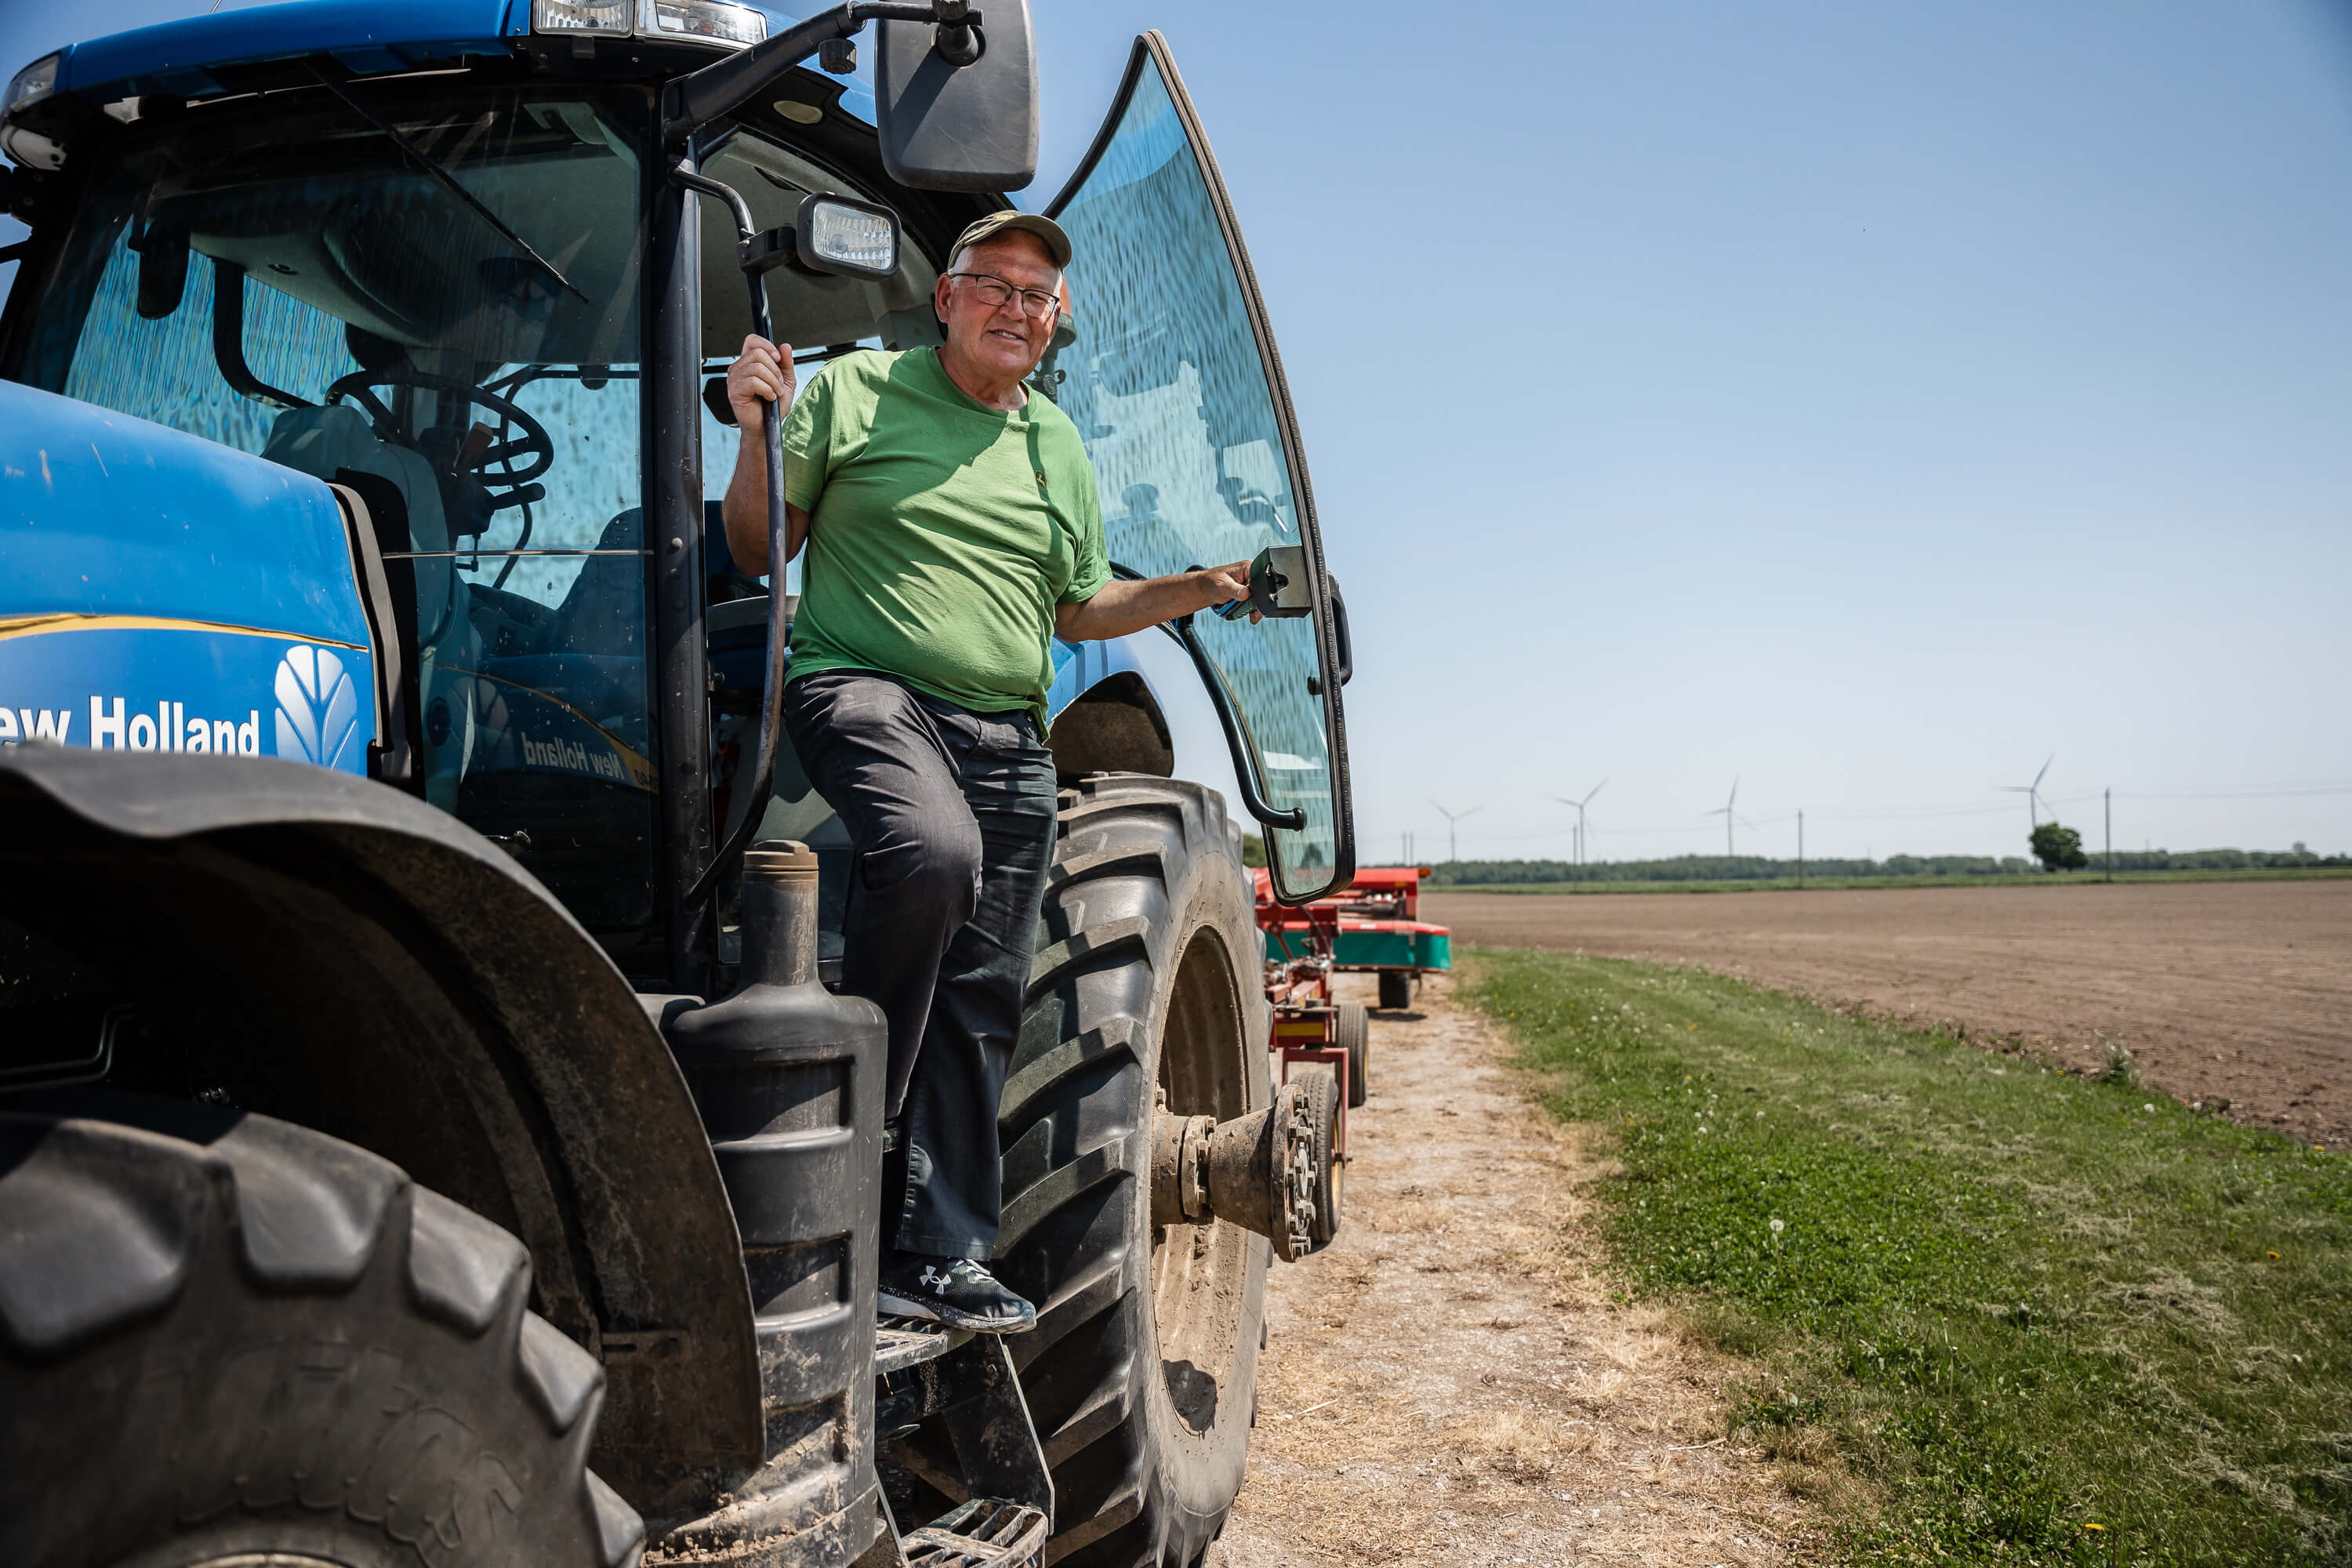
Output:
[{"xmin": 780, "ymin": 347, "xmax": 1109, "ymax": 724}]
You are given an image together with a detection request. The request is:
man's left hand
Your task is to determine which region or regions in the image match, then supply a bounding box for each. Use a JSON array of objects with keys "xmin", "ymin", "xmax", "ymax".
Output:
[{"xmin": 1200, "ymin": 560, "xmax": 1256, "ymax": 623}]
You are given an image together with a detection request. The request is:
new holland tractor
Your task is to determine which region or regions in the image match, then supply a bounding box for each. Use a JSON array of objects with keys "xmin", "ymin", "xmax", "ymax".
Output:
[{"xmin": 0, "ymin": 2, "xmax": 1356, "ymax": 1563}]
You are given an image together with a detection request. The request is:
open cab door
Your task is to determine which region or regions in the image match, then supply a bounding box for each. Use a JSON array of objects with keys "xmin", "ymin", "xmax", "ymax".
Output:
[{"xmin": 1046, "ymin": 32, "xmax": 1355, "ymax": 904}]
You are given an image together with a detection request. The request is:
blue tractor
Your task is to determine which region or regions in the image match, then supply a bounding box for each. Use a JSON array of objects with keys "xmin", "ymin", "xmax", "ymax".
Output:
[{"xmin": 0, "ymin": 3, "xmax": 1356, "ymax": 1563}]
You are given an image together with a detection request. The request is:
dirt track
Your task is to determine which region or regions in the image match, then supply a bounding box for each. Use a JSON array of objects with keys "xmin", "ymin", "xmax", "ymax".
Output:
[
  {"xmin": 1207, "ymin": 973, "xmax": 1802, "ymax": 1567},
  {"xmin": 1427, "ymin": 879, "xmax": 2352, "ymax": 1147}
]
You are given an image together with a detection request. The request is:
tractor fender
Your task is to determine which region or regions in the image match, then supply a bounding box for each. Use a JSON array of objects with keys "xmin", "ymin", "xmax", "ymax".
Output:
[
  {"xmin": 0, "ymin": 746, "xmax": 760, "ymax": 1523},
  {"xmin": 1044, "ymin": 635, "xmax": 1176, "ymax": 780}
]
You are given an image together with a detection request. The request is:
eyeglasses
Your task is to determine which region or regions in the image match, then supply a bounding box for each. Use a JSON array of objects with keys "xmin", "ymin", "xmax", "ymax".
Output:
[{"xmin": 947, "ymin": 271, "xmax": 1061, "ymax": 320}]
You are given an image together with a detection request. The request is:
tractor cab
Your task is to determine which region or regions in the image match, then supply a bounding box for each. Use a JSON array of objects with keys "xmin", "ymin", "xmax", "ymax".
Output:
[{"xmin": 4, "ymin": 58, "xmax": 951, "ymax": 963}]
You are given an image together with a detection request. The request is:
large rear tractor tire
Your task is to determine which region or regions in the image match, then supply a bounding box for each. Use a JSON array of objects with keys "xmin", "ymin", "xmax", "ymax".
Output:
[
  {"xmin": 0, "ymin": 1096, "xmax": 644, "ymax": 1568},
  {"xmin": 988, "ymin": 775, "xmax": 1270, "ymax": 1566}
]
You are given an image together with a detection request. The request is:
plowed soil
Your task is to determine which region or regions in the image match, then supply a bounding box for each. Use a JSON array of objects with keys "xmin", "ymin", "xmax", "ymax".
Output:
[
  {"xmin": 1207, "ymin": 973, "xmax": 1804, "ymax": 1567},
  {"xmin": 1426, "ymin": 880, "xmax": 2352, "ymax": 1147}
]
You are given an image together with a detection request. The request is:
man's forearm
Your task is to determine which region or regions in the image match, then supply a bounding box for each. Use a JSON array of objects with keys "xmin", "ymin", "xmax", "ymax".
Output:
[
  {"xmin": 1055, "ymin": 570, "xmax": 1239, "ymax": 641},
  {"xmin": 721, "ymin": 418, "xmax": 772, "ymax": 575},
  {"xmin": 722, "ymin": 424, "xmax": 814, "ymax": 579}
]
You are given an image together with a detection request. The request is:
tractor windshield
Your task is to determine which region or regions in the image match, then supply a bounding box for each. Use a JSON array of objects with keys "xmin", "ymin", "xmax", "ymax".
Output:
[{"xmin": 16, "ymin": 82, "xmax": 662, "ymax": 936}]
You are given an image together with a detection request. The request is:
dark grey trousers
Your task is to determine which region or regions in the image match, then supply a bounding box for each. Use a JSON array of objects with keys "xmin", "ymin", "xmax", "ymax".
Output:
[{"xmin": 780, "ymin": 670, "xmax": 1058, "ymax": 1259}]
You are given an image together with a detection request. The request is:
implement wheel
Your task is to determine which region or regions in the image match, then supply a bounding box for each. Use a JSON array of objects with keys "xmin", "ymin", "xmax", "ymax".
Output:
[
  {"xmin": 1377, "ymin": 970, "xmax": 1412, "ymax": 1011},
  {"xmin": 989, "ymin": 775, "xmax": 1269, "ymax": 1566},
  {"xmin": 1336, "ymin": 1001, "xmax": 1370, "ymax": 1109},
  {"xmin": 0, "ymin": 1097, "xmax": 643, "ymax": 1568},
  {"xmin": 1292, "ymin": 1066, "xmax": 1342, "ymax": 1250}
]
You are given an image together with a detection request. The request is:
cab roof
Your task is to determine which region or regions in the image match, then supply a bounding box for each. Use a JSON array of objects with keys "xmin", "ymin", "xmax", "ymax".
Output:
[
  {"xmin": 55, "ymin": 0, "xmax": 524, "ymax": 101},
  {"xmin": 32, "ymin": 0, "xmax": 869, "ymax": 122}
]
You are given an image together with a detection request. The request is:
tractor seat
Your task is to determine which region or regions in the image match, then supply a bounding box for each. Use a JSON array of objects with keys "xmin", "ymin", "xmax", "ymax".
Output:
[
  {"xmin": 264, "ymin": 403, "xmax": 449, "ymax": 556},
  {"xmin": 547, "ymin": 507, "xmax": 647, "ymax": 660}
]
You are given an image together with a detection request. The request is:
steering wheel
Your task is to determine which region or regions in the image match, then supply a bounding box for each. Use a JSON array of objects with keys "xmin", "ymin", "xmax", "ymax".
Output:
[{"xmin": 325, "ymin": 368, "xmax": 555, "ymax": 496}]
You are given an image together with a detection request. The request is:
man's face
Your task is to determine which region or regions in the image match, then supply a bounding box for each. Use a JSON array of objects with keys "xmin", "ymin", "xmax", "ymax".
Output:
[{"xmin": 935, "ymin": 234, "xmax": 1061, "ymax": 385}]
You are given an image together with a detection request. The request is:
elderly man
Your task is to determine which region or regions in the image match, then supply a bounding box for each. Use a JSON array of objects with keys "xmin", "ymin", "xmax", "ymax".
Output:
[{"xmin": 721, "ymin": 211, "xmax": 1253, "ymax": 1331}]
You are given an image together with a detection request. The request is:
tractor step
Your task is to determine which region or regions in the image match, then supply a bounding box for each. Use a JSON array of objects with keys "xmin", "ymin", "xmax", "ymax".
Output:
[
  {"xmin": 876, "ymin": 1316, "xmax": 973, "ymax": 1375},
  {"xmin": 904, "ymin": 1499, "xmax": 1050, "ymax": 1566}
]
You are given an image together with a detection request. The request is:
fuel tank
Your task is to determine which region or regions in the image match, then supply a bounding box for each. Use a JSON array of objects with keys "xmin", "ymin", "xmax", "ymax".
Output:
[{"xmin": 661, "ymin": 841, "xmax": 891, "ymax": 1564}]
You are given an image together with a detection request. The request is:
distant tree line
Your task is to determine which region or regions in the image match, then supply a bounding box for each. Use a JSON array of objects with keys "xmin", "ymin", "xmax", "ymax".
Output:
[{"xmin": 1424, "ymin": 844, "xmax": 2350, "ymax": 886}]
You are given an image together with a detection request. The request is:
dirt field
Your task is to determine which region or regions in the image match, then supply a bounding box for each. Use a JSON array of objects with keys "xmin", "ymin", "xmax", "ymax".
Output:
[
  {"xmin": 1426, "ymin": 879, "xmax": 2352, "ymax": 1147},
  {"xmin": 1207, "ymin": 973, "xmax": 1804, "ymax": 1567}
]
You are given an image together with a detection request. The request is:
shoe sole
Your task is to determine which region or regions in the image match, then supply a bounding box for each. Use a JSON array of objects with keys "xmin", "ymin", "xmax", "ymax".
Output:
[{"xmin": 876, "ymin": 1289, "xmax": 1036, "ymax": 1334}]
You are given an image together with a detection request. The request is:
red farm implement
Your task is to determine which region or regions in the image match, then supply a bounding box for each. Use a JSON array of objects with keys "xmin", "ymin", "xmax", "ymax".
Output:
[
  {"xmin": 1259, "ymin": 865, "xmax": 1453, "ymax": 1011},
  {"xmin": 1253, "ymin": 866, "xmax": 1453, "ymax": 1250}
]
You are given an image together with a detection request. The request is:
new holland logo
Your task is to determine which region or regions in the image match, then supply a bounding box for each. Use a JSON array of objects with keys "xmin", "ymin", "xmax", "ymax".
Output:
[{"xmin": 274, "ymin": 645, "xmax": 362, "ymax": 770}]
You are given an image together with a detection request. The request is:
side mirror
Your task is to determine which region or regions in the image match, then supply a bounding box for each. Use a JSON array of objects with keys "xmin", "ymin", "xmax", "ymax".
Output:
[{"xmin": 875, "ymin": 0, "xmax": 1038, "ymax": 192}]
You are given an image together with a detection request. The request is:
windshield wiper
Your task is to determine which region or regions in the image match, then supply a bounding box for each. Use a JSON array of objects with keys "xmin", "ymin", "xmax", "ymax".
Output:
[{"xmin": 308, "ymin": 67, "xmax": 587, "ymax": 306}]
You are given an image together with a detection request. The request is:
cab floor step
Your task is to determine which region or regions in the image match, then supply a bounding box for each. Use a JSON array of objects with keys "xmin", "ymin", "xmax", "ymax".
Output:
[
  {"xmin": 904, "ymin": 1498, "xmax": 1049, "ymax": 1567},
  {"xmin": 876, "ymin": 1316, "xmax": 974, "ymax": 1376}
]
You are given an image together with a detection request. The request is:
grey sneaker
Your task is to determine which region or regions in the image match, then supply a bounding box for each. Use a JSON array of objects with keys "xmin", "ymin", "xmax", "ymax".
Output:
[{"xmin": 877, "ymin": 1251, "xmax": 1037, "ymax": 1334}]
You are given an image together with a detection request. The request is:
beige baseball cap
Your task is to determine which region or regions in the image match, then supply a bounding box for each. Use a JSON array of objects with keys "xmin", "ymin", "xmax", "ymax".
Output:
[{"xmin": 948, "ymin": 210, "xmax": 1072, "ymax": 269}]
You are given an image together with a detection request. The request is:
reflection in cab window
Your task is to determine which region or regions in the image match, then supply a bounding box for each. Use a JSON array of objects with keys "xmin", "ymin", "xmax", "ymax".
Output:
[
  {"xmin": 27, "ymin": 86, "xmax": 657, "ymax": 933},
  {"xmin": 1049, "ymin": 57, "xmax": 1341, "ymax": 895}
]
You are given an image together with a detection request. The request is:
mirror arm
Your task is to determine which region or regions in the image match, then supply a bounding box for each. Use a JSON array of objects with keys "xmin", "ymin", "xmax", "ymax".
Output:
[
  {"xmin": 661, "ymin": 0, "xmax": 966, "ymax": 147},
  {"xmin": 669, "ymin": 164, "xmax": 758, "ymax": 246}
]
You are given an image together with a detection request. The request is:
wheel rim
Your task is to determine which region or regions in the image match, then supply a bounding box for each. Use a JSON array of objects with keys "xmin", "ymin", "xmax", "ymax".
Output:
[{"xmin": 1149, "ymin": 927, "xmax": 1254, "ymax": 1436}]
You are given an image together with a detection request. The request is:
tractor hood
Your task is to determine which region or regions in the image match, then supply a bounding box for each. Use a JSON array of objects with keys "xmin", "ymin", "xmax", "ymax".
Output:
[
  {"xmin": 0, "ymin": 380, "xmax": 380, "ymax": 772},
  {"xmin": 0, "ymin": 379, "xmax": 368, "ymax": 644}
]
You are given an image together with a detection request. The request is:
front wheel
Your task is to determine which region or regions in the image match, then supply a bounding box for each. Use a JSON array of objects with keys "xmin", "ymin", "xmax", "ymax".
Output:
[{"xmin": 0, "ymin": 1098, "xmax": 643, "ymax": 1568}]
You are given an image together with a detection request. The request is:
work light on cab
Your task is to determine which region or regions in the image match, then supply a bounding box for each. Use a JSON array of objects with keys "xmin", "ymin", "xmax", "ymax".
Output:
[
  {"xmin": 1, "ymin": 51, "xmax": 62, "ymax": 169},
  {"xmin": 642, "ymin": 0, "xmax": 768, "ymax": 47},
  {"xmin": 800, "ymin": 194, "xmax": 900, "ymax": 278},
  {"xmin": 531, "ymin": 0, "xmax": 768, "ymax": 48},
  {"xmin": 2, "ymin": 52, "xmax": 56, "ymax": 116}
]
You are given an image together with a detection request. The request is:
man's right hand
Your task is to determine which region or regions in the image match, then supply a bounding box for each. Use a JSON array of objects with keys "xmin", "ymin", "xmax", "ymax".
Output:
[{"xmin": 728, "ymin": 334, "xmax": 796, "ymax": 431}]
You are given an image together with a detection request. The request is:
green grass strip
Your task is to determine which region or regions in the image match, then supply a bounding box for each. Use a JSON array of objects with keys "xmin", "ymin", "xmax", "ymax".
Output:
[
  {"xmin": 1466, "ymin": 947, "xmax": 2350, "ymax": 1566},
  {"xmin": 1439, "ymin": 867, "xmax": 2352, "ymax": 896}
]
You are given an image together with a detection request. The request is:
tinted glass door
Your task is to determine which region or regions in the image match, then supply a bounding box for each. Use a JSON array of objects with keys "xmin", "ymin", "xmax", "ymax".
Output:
[{"xmin": 1046, "ymin": 33, "xmax": 1354, "ymax": 902}]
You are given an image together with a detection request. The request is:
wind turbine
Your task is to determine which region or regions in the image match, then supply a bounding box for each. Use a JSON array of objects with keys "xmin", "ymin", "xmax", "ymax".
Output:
[
  {"xmin": 1429, "ymin": 799, "xmax": 1482, "ymax": 866},
  {"xmin": 1552, "ymin": 780, "xmax": 1606, "ymax": 880},
  {"xmin": 1703, "ymin": 777, "xmax": 1744, "ymax": 857},
  {"xmin": 2000, "ymin": 754, "xmax": 2054, "ymax": 833}
]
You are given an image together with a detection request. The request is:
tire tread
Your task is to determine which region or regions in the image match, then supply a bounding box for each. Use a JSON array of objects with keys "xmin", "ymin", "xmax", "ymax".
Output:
[{"xmin": 0, "ymin": 1101, "xmax": 642, "ymax": 1568}]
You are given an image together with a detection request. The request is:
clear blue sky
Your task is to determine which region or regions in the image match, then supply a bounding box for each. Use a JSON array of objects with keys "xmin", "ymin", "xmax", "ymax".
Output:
[{"xmin": 8, "ymin": 0, "xmax": 2350, "ymax": 864}]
